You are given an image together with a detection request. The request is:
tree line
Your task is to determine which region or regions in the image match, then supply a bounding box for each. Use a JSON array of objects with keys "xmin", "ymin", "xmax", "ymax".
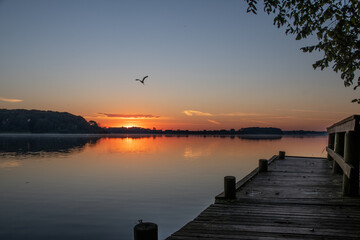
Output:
[{"xmin": 0, "ymin": 109, "xmax": 105, "ymax": 133}]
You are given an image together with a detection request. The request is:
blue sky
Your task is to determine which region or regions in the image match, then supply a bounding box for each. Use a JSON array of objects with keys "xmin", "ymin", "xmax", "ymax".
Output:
[{"xmin": 0, "ymin": 0, "xmax": 358, "ymax": 130}]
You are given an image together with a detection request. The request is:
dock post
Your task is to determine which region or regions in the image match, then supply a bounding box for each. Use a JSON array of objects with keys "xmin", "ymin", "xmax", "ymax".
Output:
[
  {"xmin": 327, "ymin": 133, "xmax": 335, "ymax": 161},
  {"xmin": 224, "ymin": 176, "xmax": 236, "ymax": 199},
  {"xmin": 343, "ymin": 131, "xmax": 359, "ymax": 196},
  {"xmin": 279, "ymin": 151, "xmax": 285, "ymax": 159},
  {"xmin": 333, "ymin": 132, "xmax": 345, "ymax": 174},
  {"xmin": 259, "ymin": 159, "xmax": 268, "ymax": 172},
  {"xmin": 134, "ymin": 222, "xmax": 158, "ymax": 240}
]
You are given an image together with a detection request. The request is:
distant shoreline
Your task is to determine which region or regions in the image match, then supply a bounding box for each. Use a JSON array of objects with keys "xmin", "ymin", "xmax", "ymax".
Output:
[
  {"xmin": 104, "ymin": 127, "xmax": 327, "ymax": 136},
  {"xmin": 0, "ymin": 109, "xmax": 327, "ymax": 135},
  {"xmin": 0, "ymin": 132, "xmax": 327, "ymax": 136}
]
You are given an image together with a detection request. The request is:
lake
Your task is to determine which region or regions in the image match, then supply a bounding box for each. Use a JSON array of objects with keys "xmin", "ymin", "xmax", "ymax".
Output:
[{"xmin": 0, "ymin": 134, "xmax": 327, "ymax": 239}]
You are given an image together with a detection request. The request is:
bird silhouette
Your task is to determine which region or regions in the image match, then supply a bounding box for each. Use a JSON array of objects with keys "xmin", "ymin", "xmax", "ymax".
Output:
[{"xmin": 135, "ymin": 76, "xmax": 148, "ymax": 85}]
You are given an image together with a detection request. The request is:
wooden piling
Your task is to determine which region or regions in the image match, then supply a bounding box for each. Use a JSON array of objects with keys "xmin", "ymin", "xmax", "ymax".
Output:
[
  {"xmin": 224, "ymin": 176, "xmax": 236, "ymax": 199},
  {"xmin": 134, "ymin": 222, "xmax": 158, "ymax": 240},
  {"xmin": 279, "ymin": 151, "xmax": 285, "ymax": 159},
  {"xmin": 333, "ymin": 132, "xmax": 345, "ymax": 174},
  {"xmin": 327, "ymin": 133, "xmax": 335, "ymax": 161},
  {"xmin": 343, "ymin": 131, "xmax": 359, "ymax": 196},
  {"xmin": 258, "ymin": 159, "xmax": 268, "ymax": 172}
]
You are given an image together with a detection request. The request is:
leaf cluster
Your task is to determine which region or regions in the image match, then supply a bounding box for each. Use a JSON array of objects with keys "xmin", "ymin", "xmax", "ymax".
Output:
[{"xmin": 246, "ymin": 0, "xmax": 360, "ymax": 103}]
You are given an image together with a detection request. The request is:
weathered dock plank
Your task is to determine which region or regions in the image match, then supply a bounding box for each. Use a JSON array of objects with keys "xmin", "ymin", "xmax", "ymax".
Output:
[{"xmin": 167, "ymin": 156, "xmax": 360, "ymax": 239}]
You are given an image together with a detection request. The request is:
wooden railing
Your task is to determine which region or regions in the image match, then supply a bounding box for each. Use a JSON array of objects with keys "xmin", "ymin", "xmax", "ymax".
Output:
[{"xmin": 326, "ymin": 115, "xmax": 360, "ymax": 196}]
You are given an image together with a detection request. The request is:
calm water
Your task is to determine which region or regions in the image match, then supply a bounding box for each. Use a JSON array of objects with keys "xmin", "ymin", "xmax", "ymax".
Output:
[{"xmin": 0, "ymin": 134, "xmax": 327, "ymax": 239}]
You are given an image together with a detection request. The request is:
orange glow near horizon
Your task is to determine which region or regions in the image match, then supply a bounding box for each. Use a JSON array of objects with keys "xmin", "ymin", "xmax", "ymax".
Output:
[
  {"xmin": 84, "ymin": 108, "xmax": 357, "ymax": 131},
  {"xmin": 88, "ymin": 115, "xmax": 162, "ymax": 129},
  {"xmin": 87, "ymin": 135, "xmax": 328, "ymax": 159},
  {"xmin": 87, "ymin": 115, "xmax": 338, "ymax": 131},
  {"xmin": 123, "ymin": 125, "xmax": 136, "ymax": 128}
]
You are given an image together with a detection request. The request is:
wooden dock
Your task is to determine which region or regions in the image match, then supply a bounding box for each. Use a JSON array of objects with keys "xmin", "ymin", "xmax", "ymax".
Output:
[
  {"xmin": 167, "ymin": 155, "xmax": 360, "ymax": 239},
  {"xmin": 123, "ymin": 116, "xmax": 360, "ymax": 240}
]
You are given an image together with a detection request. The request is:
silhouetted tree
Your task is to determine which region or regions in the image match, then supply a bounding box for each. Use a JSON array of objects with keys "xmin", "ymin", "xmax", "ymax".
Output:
[
  {"xmin": 246, "ymin": 0, "xmax": 360, "ymax": 102},
  {"xmin": 0, "ymin": 109, "xmax": 105, "ymax": 133}
]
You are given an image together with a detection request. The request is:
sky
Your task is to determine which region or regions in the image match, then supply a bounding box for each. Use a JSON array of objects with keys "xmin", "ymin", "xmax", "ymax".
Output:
[{"xmin": 0, "ymin": 0, "xmax": 359, "ymax": 131}]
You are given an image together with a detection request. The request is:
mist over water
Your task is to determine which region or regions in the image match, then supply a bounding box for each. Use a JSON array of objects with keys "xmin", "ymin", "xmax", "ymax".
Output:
[{"xmin": 0, "ymin": 134, "xmax": 327, "ymax": 239}]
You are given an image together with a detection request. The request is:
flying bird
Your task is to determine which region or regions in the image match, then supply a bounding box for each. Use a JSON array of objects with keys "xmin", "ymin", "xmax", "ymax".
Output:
[{"xmin": 135, "ymin": 76, "xmax": 148, "ymax": 85}]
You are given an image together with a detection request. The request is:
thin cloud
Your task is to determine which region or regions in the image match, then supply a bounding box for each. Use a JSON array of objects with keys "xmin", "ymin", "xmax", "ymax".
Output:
[
  {"xmin": 267, "ymin": 115, "xmax": 296, "ymax": 119},
  {"xmin": 99, "ymin": 113, "xmax": 160, "ymax": 119},
  {"xmin": 292, "ymin": 109, "xmax": 320, "ymax": 113},
  {"xmin": 208, "ymin": 119, "xmax": 221, "ymax": 125},
  {"xmin": 184, "ymin": 110, "xmax": 265, "ymax": 118},
  {"xmin": 220, "ymin": 112, "xmax": 266, "ymax": 117},
  {"xmin": 289, "ymin": 109, "xmax": 351, "ymax": 115},
  {"xmin": 300, "ymin": 117, "xmax": 338, "ymax": 122},
  {"xmin": 247, "ymin": 120, "xmax": 269, "ymax": 124},
  {"xmin": 183, "ymin": 110, "xmax": 270, "ymax": 126},
  {"xmin": 0, "ymin": 97, "xmax": 23, "ymax": 103},
  {"xmin": 183, "ymin": 110, "xmax": 212, "ymax": 116}
]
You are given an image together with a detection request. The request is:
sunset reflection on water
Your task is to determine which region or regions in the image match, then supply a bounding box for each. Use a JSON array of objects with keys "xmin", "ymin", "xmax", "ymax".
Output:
[
  {"xmin": 0, "ymin": 134, "xmax": 327, "ymax": 239},
  {"xmin": 90, "ymin": 134, "xmax": 327, "ymax": 157}
]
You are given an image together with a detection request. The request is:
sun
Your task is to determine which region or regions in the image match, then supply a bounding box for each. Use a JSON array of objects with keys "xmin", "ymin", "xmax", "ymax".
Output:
[{"xmin": 123, "ymin": 124, "xmax": 137, "ymax": 128}]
